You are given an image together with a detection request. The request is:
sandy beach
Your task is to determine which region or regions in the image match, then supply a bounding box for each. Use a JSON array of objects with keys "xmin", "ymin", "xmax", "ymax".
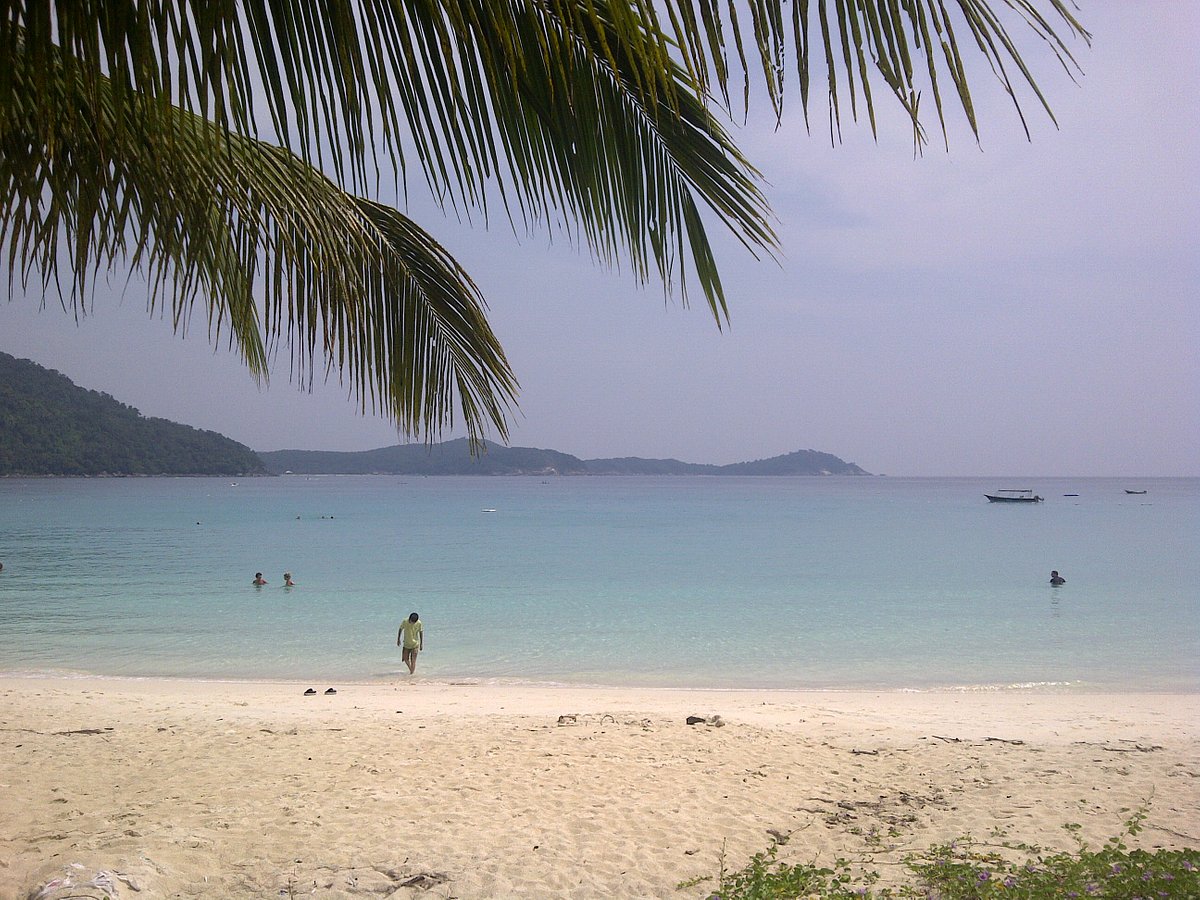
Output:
[{"xmin": 0, "ymin": 679, "xmax": 1196, "ymax": 898}]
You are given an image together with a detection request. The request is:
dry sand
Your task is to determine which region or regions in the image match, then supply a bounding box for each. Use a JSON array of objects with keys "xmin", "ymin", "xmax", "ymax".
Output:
[{"xmin": 0, "ymin": 678, "xmax": 1196, "ymax": 898}]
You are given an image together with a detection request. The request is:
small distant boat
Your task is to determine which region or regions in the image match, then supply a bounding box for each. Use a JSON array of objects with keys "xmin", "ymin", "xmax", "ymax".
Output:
[
  {"xmin": 985, "ymin": 489, "xmax": 1044, "ymax": 503},
  {"xmin": 1063, "ymin": 493, "xmax": 1079, "ymax": 497},
  {"xmin": 1124, "ymin": 489, "xmax": 1147, "ymax": 495}
]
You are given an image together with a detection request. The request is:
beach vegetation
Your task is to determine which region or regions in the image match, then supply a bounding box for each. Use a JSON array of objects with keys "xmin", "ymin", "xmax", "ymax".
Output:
[
  {"xmin": 903, "ymin": 809, "xmax": 1200, "ymax": 899},
  {"xmin": 689, "ymin": 808, "xmax": 1200, "ymax": 898},
  {"xmin": 680, "ymin": 839, "xmax": 871, "ymax": 898},
  {"xmin": 2, "ymin": 2, "xmax": 1087, "ymax": 443}
]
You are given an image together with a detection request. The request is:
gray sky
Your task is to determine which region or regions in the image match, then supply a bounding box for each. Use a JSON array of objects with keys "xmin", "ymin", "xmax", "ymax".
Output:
[{"xmin": 1, "ymin": 4, "xmax": 1196, "ymax": 476}]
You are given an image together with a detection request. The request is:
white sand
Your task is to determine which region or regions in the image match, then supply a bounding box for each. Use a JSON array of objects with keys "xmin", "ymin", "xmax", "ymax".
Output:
[{"xmin": 0, "ymin": 678, "xmax": 1196, "ymax": 898}]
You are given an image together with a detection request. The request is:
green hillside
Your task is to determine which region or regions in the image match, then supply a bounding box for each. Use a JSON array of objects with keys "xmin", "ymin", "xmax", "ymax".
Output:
[{"xmin": 0, "ymin": 352, "xmax": 266, "ymax": 476}]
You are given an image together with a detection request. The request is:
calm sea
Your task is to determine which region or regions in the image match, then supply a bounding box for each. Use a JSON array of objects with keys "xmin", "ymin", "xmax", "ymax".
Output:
[{"xmin": 0, "ymin": 476, "xmax": 1195, "ymax": 691}]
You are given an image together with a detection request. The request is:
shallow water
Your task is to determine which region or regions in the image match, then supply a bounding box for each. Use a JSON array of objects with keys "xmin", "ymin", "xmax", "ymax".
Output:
[{"xmin": 0, "ymin": 475, "xmax": 1195, "ymax": 690}]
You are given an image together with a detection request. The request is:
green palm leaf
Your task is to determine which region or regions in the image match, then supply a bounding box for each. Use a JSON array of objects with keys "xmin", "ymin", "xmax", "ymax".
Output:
[
  {"xmin": 1, "ymin": 43, "xmax": 516, "ymax": 441},
  {"xmin": 1, "ymin": 1, "xmax": 1088, "ymax": 440},
  {"xmin": 654, "ymin": 0, "xmax": 1089, "ymax": 144}
]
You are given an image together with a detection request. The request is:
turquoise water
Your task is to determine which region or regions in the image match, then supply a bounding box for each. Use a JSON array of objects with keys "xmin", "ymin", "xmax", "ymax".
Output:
[{"xmin": 0, "ymin": 476, "xmax": 1195, "ymax": 690}]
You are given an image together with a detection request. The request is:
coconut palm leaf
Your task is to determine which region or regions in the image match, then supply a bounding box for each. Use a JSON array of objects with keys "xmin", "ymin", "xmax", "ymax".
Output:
[
  {"xmin": 1, "ymin": 44, "xmax": 516, "ymax": 441},
  {"xmin": 654, "ymin": 0, "xmax": 1089, "ymax": 144},
  {"xmin": 1, "ymin": 1, "xmax": 1088, "ymax": 440}
]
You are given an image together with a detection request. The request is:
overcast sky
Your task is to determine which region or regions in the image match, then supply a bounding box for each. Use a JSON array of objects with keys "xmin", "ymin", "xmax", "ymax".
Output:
[{"xmin": 1, "ymin": 4, "xmax": 1196, "ymax": 476}]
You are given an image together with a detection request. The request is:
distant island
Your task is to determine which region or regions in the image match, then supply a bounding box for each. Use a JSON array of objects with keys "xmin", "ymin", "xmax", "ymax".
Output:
[
  {"xmin": 0, "ymin": 352, "xmax": 266, "ymax": 476},
  {"xmin": 0, "ymin": 352, "xmax": 868, "ymax": 477},
  {"xmin": 258, "ymin": 439, "xmax": 870, "ymax": 476}
]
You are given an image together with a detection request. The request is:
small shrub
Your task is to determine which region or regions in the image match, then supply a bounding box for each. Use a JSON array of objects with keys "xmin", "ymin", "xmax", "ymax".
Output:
[
  {"xmin": 688, "ymin": 809, "xmax": 1199, "ymax": 899},
  {"xmin": 707, "ymin": 842, "xmax": 865, "ymax": 898},
  {"xmin": 907, "ymin": 812, "xmax": 1200, "ymax": 899}
]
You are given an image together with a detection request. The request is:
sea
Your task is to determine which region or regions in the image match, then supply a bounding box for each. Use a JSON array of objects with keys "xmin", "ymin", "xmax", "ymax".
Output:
[{"xmin": 0, "ymin": 476, "xmax": 1195, "ymax": 692}]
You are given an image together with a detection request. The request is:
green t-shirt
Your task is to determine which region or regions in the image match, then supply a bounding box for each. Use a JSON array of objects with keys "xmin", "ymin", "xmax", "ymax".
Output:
[{"xmin": 400, "ymin": 619, "xmax": 423, "ymax": 649}]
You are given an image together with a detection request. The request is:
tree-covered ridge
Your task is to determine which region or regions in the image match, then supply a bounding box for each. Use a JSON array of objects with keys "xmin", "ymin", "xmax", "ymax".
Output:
[
  {"xmin": 259, "ymin": 439, "xmax": 869, "ymax": 476},
  {"xmin": 0, "ymin": 353, "xmax": 266, "ymax": 476}
]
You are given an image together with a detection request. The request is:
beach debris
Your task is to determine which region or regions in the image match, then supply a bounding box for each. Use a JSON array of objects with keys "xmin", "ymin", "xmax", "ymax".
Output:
[
  {"xmin": 398, "ymin": 872, "xmax": 449, "ymax": 889},
  {"xmin": 766, "ymin": 828, "xmax": 790, "ymax": 844},
  {"xmin": 272, "ymin": 864, "xmax": 438, "ymax": 895},
  {"xmin": 685, "ymin": 715, "xmax": 725, "ymax": 727},
  {"xmin": 27, "ymin": 863, "xmax": 142, "ymax": 899},
  {"xmin": 53, "ymin": 727, "xmax": 113, "ymax": 737},
  {"xmin": 556, "ymin": 714, "xmax": 577, "ymax": 726},
  {"xmin": 930, "ymin": 735, "xmax": 962, "ymax": 743},
  {"xmin": 983, "ymin": 736, "xmax": 1025, "ymax": 745},
  {"xmin": 851, "ymin": 748, "xmax": 880, "ymax": 756},
  {"xmin": 600, "ymin": 714, "xmax": 616, "ymax": 725}
]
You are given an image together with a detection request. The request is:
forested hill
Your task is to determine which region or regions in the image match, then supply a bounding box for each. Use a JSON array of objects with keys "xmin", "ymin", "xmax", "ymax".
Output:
[
  {"xmin": 0, "ymin": 352, "xmax": 266, "ymax": 476},
  {"xmin": 259, "ymin": 439, "xmax": 870, "ymax": 476},
  {"xmin": 0, "ymin": 350, "xmax": 868, "ymax": 477}
]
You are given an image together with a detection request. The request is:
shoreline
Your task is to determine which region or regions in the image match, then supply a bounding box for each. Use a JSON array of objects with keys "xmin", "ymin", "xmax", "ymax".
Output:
[
  {"xmin": 2, "ymin": 677, "xmax": 1196, "ymax": 898},
  {"xmin": 3, "ymin": 667, "xmax": 1197, "ymax": 694}
]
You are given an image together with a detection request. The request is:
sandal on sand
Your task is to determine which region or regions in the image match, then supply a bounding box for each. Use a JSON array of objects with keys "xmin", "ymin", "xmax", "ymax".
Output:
[
  {"xmin": 324, "ymin": 688, "xmax": 337, "ymax": 695},
  {"xmin": 304, "ymin": 688, "xmax": 317, "ymax": 695}
]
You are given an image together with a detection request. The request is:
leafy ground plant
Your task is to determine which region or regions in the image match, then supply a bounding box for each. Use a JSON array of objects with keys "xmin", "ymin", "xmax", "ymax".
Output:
[
  {"xmin": 906, "ymin": 810, "xmax": 1199, "ymax": 899},
  {"xmin": 688, "ymin": 809, "xmax": 1199, "ymax": 899},
  {"xmin": 682, "ymin": 839, "xmax": 872, "ymax": 898}
]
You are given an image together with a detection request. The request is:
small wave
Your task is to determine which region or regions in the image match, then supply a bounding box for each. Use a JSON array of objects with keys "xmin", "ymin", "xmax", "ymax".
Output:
[{"xmin": 911, "ymin": 680, "xmax": 1082, "ymax": 693}]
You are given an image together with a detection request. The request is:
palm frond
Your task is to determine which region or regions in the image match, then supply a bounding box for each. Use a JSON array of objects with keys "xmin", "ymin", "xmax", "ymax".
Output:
[
  {"xmin": 3, "ymin": 0, "xmax": 781, "ymax": 324},
  {"xmin": 2, "ymin": 1, "xmax": 1088, "ymax": 290},
  {"xmin": 480, "ymin": 2, "xmax": 778, "ymax": 321},
  {"xmin": 657, "ymin": 0, "xmax": 1090, "ymax": 146},
  {"xmin": 0, "ymin": 43, "xmax": 517, "ymax": 442},
  {"xmin": 0, "ymin": 0, "xmax": 1090, "ymax": 439}
]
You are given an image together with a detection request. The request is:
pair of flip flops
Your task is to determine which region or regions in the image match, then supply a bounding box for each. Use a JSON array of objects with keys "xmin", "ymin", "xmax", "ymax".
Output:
[{"xmin": 304, "ymin": 687, "xmax": 337, "ymax": 695}]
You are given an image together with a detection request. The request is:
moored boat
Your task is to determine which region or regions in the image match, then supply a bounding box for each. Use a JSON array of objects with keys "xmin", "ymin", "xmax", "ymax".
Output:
[{"xmin": 985, "ymin": 489, "xmax": 1044, "ymax": 503}]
